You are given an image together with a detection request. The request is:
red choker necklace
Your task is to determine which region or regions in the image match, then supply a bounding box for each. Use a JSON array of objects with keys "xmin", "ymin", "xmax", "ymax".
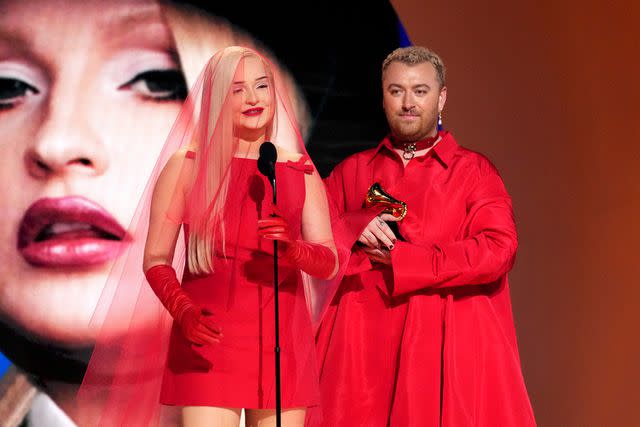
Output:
[{"xmin": 392, "ymin": 134, "xmax": 440, "ymax": 160}]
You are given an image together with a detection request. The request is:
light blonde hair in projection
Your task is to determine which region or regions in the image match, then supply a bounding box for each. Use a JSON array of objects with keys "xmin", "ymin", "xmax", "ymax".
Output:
[{"xmin": 187, "ymin": 47, "xmax": 275, "ymax": 274}]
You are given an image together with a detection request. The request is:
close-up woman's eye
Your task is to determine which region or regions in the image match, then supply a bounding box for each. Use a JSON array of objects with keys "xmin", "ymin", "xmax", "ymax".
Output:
[
  {"xmin": 119, "ymin": 69, "xmax": 187, "ymax": 101},
  {"xmin": 257, "ymin": 83, "xmax": 269, "ymax": 90},
  {"xmin": 232, "ymin": 86, "xmax": 244, "ymax": 94},
  {"xmin": 0, "ymin": 77, "xmax": 40, "ymax": 110}
]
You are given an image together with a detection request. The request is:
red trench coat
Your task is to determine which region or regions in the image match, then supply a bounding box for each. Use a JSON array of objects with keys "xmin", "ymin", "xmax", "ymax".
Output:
[{"xmin": 309, "ymin": 132, "xmax": 536, "ymax": 427}]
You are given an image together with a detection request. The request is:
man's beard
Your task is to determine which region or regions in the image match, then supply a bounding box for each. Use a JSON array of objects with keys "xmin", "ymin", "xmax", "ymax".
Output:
[{"xmin": 391, "ymin": 119, "xmax": 437, "ymax": 143}]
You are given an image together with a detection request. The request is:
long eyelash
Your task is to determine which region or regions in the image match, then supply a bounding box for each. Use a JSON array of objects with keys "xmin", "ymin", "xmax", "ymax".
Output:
[
  {"xmin": 119, "ymin": 69, "xmax": 187, "ymax": 101},
  {"xmin": 0, "ymin": 78, "xmax": 40, "ymax": 96},
  {"xmin": 0, "ymin": 78, "xmax": 40, "ymax": 109}
]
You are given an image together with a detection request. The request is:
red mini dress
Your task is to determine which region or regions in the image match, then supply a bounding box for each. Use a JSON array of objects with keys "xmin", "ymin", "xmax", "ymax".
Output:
[{"xmin": 159, "ymin": 155, "xmax": 319, "ymax": 409}]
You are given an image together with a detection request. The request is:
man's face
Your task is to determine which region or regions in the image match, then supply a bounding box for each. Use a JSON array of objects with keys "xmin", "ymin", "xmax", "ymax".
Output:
[{"xmin": 382, "ymin": 61, "xmax": 446, "ymax": 142}]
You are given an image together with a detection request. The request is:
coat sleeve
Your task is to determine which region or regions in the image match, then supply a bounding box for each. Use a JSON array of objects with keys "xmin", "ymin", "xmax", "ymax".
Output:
[
  {"xmin": 323, "ymin": 162, "xmax": 383, "ymax": 276},
  {"xmin": 389, "ymin": 166, "xmax": 518, "ymax": 296}
]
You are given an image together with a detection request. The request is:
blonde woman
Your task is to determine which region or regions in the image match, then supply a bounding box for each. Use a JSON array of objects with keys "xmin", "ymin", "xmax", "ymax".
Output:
[{"xmin": 80, "ymin": 47, "xmax": 337, "ymax": 427}]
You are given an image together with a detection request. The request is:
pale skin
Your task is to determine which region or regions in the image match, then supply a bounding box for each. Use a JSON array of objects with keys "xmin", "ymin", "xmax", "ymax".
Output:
[
  {"xmin": 145, "ymin": 54, "xmax": 333, "ymax": 427},
  {"xmin": 359, "ymin": 60, "xmax": 447, "ymax": 265},
  {"xmin": 182, "ymin": 407, "xmax": 306, "ymax": 427}
]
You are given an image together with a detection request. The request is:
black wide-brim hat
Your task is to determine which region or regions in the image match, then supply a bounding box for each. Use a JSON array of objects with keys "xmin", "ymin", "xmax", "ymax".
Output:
[{"xmin": 172, "ymin": 0, "xmax": 407, "ymax": 175}]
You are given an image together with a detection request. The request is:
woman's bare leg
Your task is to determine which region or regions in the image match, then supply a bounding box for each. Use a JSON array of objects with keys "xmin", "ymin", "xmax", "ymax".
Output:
[
  {"xmin": 245, "ymin": 408, "xmax": 305, "ymax": 427},
  {"xmin": 182, "ymin": 406, "xmax": 242, "ymax": 427}
]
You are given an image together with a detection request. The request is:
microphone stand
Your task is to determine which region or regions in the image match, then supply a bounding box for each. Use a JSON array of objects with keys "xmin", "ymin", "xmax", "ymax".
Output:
[
  {"xmin": 270, "ymin": 174, "xmax": 282, "ymax": 427},
  {"xmin": 259, "ymin": 141, "xmax": 282, "ymax": 427}
]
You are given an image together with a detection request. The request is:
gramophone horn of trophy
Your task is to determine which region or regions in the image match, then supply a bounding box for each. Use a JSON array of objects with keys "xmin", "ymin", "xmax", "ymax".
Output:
[
  {"xmin": 364, "ymin": 183, "xmax": 408, "ymax": 242},
  {"xmin": 365, "ymin": 183, "xmax": 407, "ymax": 220}
]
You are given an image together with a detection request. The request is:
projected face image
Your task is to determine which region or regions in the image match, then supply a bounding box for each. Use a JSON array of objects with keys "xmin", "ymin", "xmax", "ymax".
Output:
[
  {"xmin": 0, "ymin": 0, "xmax": 308, "ymax": 354},
  {"xmin": 0, "ymin": 0, "xmax": 187, "ymax": 346}
]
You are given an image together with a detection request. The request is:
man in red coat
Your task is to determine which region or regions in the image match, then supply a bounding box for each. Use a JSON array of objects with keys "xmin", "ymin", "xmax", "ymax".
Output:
[{"xmin": 312, "ymin": 46, "xmax": 536, "ymax": 426}]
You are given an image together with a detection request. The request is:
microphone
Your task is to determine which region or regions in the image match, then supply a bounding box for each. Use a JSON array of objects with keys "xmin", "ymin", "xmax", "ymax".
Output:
[
  {"xmin": 258, "ymin": 141, "xmax": 277, "ymax": 205},
  {"xmin": 258, "ymin": 141, "xmax": 277, "ymax": 183}
]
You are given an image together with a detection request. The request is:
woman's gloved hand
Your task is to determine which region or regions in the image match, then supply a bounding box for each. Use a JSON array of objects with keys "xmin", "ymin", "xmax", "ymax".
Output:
[
  {"xmin": 145, "ymin": 264, "xmax": 223, "ymax": 346},
  {"xmin": 257, "ymin": 208, "xmax": 336, "ymax": 279}
]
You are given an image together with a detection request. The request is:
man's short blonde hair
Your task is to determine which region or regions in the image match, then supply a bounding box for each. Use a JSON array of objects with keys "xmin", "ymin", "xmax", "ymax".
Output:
[{"xmin": 382, "ymin": 46, "xmax": 446, "ymax": 87}]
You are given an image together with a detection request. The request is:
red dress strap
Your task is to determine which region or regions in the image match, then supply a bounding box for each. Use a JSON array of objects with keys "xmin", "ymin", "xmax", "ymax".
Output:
[{"xmin": 286, "ymin": 155, "xmax": 314, "ymax": 174}]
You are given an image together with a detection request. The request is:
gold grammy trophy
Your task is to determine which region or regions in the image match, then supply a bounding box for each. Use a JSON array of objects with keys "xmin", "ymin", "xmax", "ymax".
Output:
[{"xmin": 365, "ymin": 183, "xmax": 407, "ymax": 220}]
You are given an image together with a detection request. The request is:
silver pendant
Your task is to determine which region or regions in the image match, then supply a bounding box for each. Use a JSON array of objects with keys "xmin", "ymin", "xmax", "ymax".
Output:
[{"xmin": 402, "ymin": 143, "xmax": 416, "ymax": 160}]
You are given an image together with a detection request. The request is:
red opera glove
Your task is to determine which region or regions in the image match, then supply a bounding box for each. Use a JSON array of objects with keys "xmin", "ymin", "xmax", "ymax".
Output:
[
  {"xmin": 257, "ymin": 214, "xmax": 336, "ymax": 279},
  {"xmin": 144, "ymin": 264, "xmax": 222, "ymax": 346}
]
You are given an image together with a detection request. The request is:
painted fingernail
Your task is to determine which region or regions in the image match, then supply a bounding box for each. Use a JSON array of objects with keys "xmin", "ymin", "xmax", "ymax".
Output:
[{"xmin": 389, "ymin": 244, "xmax": 394, "ymax": 250}]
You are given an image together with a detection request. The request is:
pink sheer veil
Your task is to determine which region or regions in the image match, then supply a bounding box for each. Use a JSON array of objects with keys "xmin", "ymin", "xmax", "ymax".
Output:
[{"xmin": 76, "ymin": 46, "xmax": 336, "ymax": 426}]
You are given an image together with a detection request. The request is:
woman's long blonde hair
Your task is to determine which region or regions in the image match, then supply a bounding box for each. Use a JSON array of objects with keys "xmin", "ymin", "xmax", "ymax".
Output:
[
  {"xmin": 160, "ymin": 5, "xmax": 309, "ymax": 274},
  {"xmin": 186, "ymin": 47, "xmax": 275, "ymax": 274}
]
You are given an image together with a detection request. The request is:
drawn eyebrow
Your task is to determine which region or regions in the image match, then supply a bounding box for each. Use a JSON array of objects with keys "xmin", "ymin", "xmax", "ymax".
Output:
[
  {"xmin": 0, "ymin": 30, "xmax": 36, "ymax": 57},
  {"xmin": 99, "ymin": 4, "xmax": 174, "ymax": 51},
  {"xmin": 233, "ymin": 76, "xmax": 268, "ymax": 84}
]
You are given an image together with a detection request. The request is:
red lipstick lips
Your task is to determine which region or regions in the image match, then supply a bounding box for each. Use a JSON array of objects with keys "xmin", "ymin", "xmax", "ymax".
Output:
[
  {"xmin": 242, "ymin": 107, "xmax": 264, "ymax": 116},
  {"xmin": 18, "ymin": 196, "xmax": 130, "ymax": 268}
]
